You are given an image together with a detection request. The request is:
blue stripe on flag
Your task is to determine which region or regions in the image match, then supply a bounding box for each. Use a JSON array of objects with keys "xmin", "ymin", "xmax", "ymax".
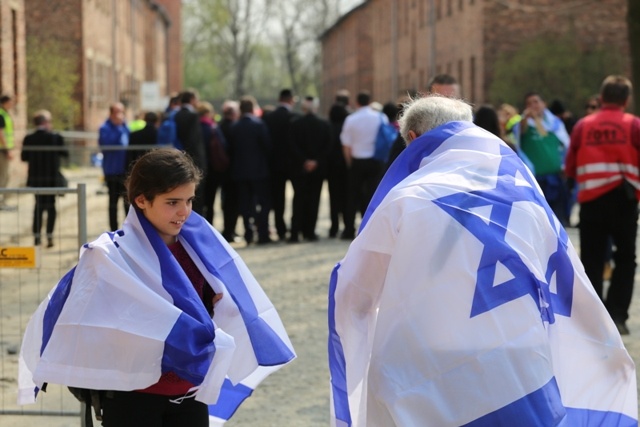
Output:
[
  {"xmin": 208, "ymin": 379, "xmax": 253, "ymax": 420},
  {"xmin": 328, "ymin": 263, "xmax": 351, "ymax": 425},
  {"xmin": 181, "ymin": 213, "xmax": 295, "ymax": 366},
  {"xmin": 461, "ymin": 377, "xmax": 565, "ymax": 426},
  {"xmin": 562, "ymin": 408, "xmax": 638, "ymax": 427},
  {"xmin": 136, "ymin": 210, "xmax": 216, "ymax": 385},
  {"xmin": 360, "ymin": 121, "xmax": 476, "ymax": 232},
  {"xmin": 41, "ymin": 267, "xmax": 77, "ymax": 356}
]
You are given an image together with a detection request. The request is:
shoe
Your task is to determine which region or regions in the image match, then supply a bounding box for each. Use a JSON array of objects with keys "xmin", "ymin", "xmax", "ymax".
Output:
[
  {"xmin": 340, "ymin": 231, "xmax": 355, "ymax": 240},
  {"xmin": 287, "ymin": 236, "xmax": 300, "ymax": 244},
  {"xmin": 615, "ymin": 321, "xmax": 630, "ymax": 336},
  {"xmin": 47, "ymin": 239, "xmax": 54, "ymax": 248},
  {"xmin": 305, "ymin": 234, "xmax": 319, "ymax": 242},
  {"xmin": 34, "ymin": 236, "xmax": 41, "ymax": 246},
  {"xmin": 329, "ymin": 228, "xmax": 338, "ymax": 238},
  {"xmin": 257, "ymin": 237, "xmax": 274, "ymax": 245}
]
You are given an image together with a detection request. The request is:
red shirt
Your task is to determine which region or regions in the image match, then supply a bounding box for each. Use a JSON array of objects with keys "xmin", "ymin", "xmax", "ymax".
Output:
[{"xmin": 138, "ymin": 240, "xmax": 208, "ymax": 396}]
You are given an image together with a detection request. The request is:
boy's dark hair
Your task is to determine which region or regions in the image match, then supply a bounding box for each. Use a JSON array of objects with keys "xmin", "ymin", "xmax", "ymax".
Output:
[
  {"xmin": 126, "ymin": 149, "xmax": 202, "ymax": 208},
  {"xmin": 0, "ymin": 95, "xmax": 12, "ymax": 105}
]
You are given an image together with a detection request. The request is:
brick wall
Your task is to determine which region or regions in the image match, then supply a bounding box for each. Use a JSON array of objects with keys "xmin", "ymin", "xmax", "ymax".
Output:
[
  {"xmin": 153, "ymin": 0, "xmax": 182, "ymax": 94},
  {"xmin": 0, "ymin": 0, "xmax": 27, "ymax": 186},
  {"xmin": 322, "ymin": 0, "xmax": 630, "ymax": 110},
  {"xmin": 26, "ymin": 0, "xmax": 172, "ymax": 131}
]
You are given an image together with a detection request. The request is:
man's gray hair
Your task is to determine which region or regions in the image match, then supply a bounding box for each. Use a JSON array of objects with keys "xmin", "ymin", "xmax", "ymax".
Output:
[{"xmin": 399, "ymin": 95, "xmax": 473, "ymax": 143}]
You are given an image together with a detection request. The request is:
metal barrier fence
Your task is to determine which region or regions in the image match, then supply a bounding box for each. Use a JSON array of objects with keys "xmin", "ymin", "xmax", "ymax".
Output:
[{"xmin": 0, "ymin": 185, "xmax": 87, "ymax": 423}]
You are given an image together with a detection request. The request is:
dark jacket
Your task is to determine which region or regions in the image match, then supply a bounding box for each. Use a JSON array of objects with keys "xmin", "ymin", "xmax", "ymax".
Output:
[
  {"xmin": 228, "ymin": 114, "xmax": 272, "ymax": 181},
  {"xmin": 289, "ymin": 113, "xmax": 331, "ymax": 176},
  {"xmin": 21, "ymin": 129, "xmax": 67, "ymax": 187},
  {"xmin": 127, "ymin": 123, "xmax": 158, "ymax": 169},
  {"xmin": 327, "ymin": 103, "xmax": 349, "ymax": 166},
  {"xmin": 174, "ymin": 106, "xmax": 207, "ymax": 174},
  {"xmin": 263, "ymin": 105, "xmax": 297, "ymax": 174}
]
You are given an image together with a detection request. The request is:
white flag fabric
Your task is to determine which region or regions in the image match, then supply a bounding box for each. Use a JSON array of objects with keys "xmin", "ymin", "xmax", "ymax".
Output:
[
  {"xmin": 19, "ymin": 207, "xmax": 295, "ymax": 423},
  {"xmin": 328, "ymin": 121, "xmax": 637, "ymax": 426}
]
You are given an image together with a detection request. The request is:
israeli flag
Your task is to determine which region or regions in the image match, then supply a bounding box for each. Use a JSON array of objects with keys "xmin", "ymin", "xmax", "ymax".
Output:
[
  {"xmin": 328, "ymin": 122, "xmax": 637, "ymax": 426},
  {"xmin": 18, "ymin": 208, "xmax": 295, "ymax": 424}
]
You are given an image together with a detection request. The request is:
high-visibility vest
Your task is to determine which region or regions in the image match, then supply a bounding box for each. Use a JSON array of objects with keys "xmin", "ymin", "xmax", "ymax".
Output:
[
  {"xmin": 575, "ymin": 109, "xmax": 640, "ymax": 202},
  {"xmin": 0, "ymin": 107, "xmax": 14, "ymax": 149}
]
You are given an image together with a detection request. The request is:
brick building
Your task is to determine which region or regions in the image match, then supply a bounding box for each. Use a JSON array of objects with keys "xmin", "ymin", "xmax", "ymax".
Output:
[
  {"xmin": 321, "ymin": 0, "xmax": 629, "ymax": 111},
  {"xmin": 0, "ymin": 0, "xmax": 26, "ymax": 140},
  {"xmin": 25, "ymin": 0, "xmax": 180, "ymax": 131},
  {"xmin": 154, "ymin": 0, "xmax": 182, "ymax": 95}
]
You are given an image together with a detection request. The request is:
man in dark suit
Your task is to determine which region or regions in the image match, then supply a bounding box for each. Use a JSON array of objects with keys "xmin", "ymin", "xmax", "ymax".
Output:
[
  {"xmin": 288, "ymin": 97, "xmax": 331, "ymax": 242},
  {"xmin": 127, "ymin": 111, "xmax": 158, "ymax": 169},
  {"xmin": 327, "ymin": 90, "xmax": 350, "ymax": 238},
  {"xmin": 174, "ymin": 90, "xmax": 207, "ymax": 214},
  {"xmin": 229, "ymin": 96, "xmax": 273, "ymax": 245},
  {"xmin": 21, "ymin": 110, "xmax": 68, "ymax": 247},
  {"xmin": 262, "ymin": 88, "xmax": 297, "ymax": 241}
]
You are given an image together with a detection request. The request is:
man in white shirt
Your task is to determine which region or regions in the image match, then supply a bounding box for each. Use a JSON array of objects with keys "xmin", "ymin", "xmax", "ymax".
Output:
[{"xmin": 340, "ymin": 92, "xmax": 388, "ymax": 239}]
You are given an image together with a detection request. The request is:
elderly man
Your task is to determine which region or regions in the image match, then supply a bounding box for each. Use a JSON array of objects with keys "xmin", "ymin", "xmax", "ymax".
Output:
[{"xmin": 328, "ymin": 96, "xmax": 637, "ymax": 426}]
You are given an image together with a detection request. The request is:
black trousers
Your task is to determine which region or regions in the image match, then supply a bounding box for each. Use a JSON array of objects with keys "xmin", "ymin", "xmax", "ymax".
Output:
[
  {"xmin": 237, "ymin": 179, "xmax": 271, "ymax": 243},
  {"xmin": 327, "ymin": 161, "xmax": 348, "ymax": 235},
  {"xmin": 343, "ymin": 158, "xmax": 382, "ymax": 235},
  {"xmin": 101, "ymin": 391, "xmax": 209, "ymax": 427},
  {"xmin": 579, "ymin": 184, "xmax": 638, "ymax": 322},
  {"xmin": 202, "ymin": 171, "xmax": 224, "ymax": 225},
  {"xmin": 221, "ymin": 173, "xmax": 239, "ymax": 241},
  {"xmin": 32, "ymin": 194, "xmax": 56, "ymax": 236},
  {"xmin": 290, "ymin": 171, "xmax": 324, "ymax": 239},
  {"xmin": 270, "ymin": 169, "xmax": 289, "ymax": 238},
  {"xmin": 105, "ymin": 174, "xmax": 129, "ymax": 231}
]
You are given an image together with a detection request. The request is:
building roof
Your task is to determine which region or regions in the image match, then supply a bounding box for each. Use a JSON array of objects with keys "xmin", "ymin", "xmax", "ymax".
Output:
[{"xmin": 318, "ymin": 0, "xmax": 369, "ymax": 40}]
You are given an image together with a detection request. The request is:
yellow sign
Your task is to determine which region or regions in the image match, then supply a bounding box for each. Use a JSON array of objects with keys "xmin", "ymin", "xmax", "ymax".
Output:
[{"xmin": 0, "ymin": 247, "xmax": 37, "ymax": 269}]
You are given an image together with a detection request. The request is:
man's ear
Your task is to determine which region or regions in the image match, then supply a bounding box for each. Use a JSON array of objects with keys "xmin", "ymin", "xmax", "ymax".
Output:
[{"xmin": 407, "ymin": 130, "xmax": 418, "ymax": 144}]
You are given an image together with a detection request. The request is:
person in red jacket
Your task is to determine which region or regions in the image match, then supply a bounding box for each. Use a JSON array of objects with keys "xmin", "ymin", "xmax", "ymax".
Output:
[{"xmin": 565, "ymin": 75, "xmax": 640, "ymax": 335}]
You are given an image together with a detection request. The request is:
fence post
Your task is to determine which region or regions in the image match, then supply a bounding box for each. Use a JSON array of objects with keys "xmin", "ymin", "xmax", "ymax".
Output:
[{"xmin": 77, "ymin": 183, "xmax": 87, "ymax": 248}]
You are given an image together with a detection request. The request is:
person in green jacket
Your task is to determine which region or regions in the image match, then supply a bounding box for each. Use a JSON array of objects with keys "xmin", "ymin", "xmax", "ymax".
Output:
[{"xmin": 0, "ymin": 95, "xmax": 15, "ymax": 210}]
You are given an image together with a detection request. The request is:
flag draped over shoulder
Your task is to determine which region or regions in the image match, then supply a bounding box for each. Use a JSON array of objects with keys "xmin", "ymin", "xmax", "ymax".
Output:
[
  {"xmin": 19, "ymin": 208, "xmax": 295, "ymax": 424},
  {"xmin": 328, "ymin": 121, "xmax": 637, "ymax": 427}
]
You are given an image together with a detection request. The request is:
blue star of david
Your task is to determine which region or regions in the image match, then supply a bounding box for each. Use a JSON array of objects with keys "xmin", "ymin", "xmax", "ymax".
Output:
[{"xmin": 432, "ymin": 146, "xmax": 574, "ymax": 323}]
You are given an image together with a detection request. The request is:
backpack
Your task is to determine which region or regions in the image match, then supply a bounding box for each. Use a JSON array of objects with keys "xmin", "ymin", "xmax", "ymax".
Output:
[
  {"xmin": 157, "ymin": 110, "xmax": 182, "ymax": 149},
  {"xmin": 373, "ymin": 114, "xmax": 398, "ymax": 163}
]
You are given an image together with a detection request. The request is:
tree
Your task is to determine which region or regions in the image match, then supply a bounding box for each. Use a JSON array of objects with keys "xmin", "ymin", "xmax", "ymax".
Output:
[
  {"xmin": 183, "ymin": 0, "xmax": 342, "ymax": 102},
  {"xmin": 274, "ymin": 0, "xmax": 340, "ymax": 96},
  {"xmin": 628, "ymin": 0, "xmax": 640, "ymax": 114},
  {"xmin": 26, "ymin": 37, "xmax": 79, "ymax": 130},
  {"xmin": 183, "ymin": 0, "xmax": 274, "ymax": 99},
  {"xmin": 488, "ymin": 34, "xmax": 626, "ymax": 115}
]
